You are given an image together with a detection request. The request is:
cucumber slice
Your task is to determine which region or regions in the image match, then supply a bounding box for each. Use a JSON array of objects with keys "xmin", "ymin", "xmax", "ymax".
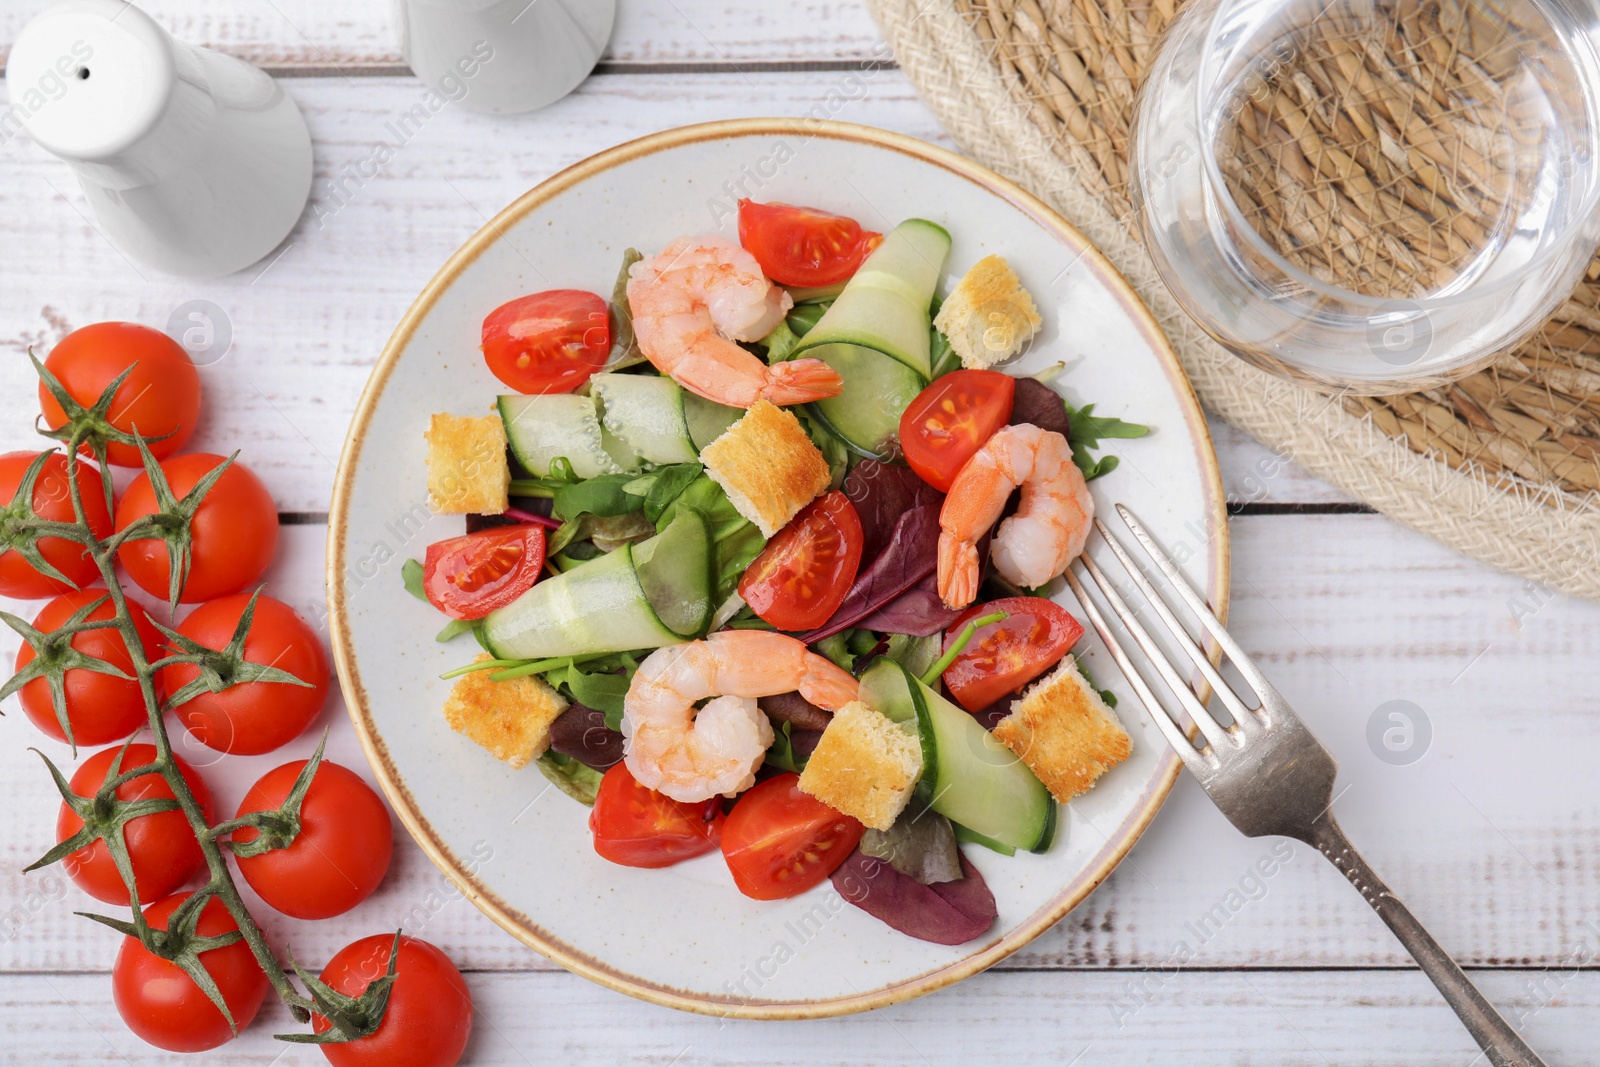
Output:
[
  {"xmin": 884, "ymin": 660, "xmax": 1054, "ymax": 853},
  {"xmin": 858, "ymin": 657, "xmax": 919, "ymax": 725},
  {"xmin": 591, "ymin": 374, "xmax": 699, "ymax": 465},
  {"xmin": 633, "ymin": 505, "xmax": 713, "ymax": 637},
  {"xmin": 806, "ymin": 344, "xmax": 926, "ymax": 459},
  {"xmin": 481, "ymin": 544, "xmax": 681, "ymax": 659},
  {"xmin": 683, "ymin": 392, "xmax": 742, "ymax": 451},
  {"xmin": 786, "ymin": 280, "xmax": 848, "ymax": 304},
  {"xmin": 498, "ymin": 394, "xmax": 626, "ymax": 480},
  {"xmin": 792, "ymin": 219, "xmax": 952, "ymax": 378}
]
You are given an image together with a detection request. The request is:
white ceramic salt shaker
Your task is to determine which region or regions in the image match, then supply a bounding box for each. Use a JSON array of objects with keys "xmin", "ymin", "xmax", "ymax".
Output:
[
  {"xmin": 6, "ymin": 0, "xmax": 313, "ymax": 279},
  {"xmin": 395, "ymin": 0, "xmax": 616, "ymax": 115}
]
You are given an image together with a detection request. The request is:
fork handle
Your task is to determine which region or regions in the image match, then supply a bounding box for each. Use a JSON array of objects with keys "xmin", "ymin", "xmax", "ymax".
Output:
[{"xmin": 1304, "ymin": 814, "xmax": 1547, "ymax": 1067}]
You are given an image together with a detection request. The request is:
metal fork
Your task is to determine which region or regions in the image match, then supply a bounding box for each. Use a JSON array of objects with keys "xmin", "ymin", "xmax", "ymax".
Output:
[{"xmin": 1065, "ymin": 504, "xmax": 1547, "ymax": 1067}]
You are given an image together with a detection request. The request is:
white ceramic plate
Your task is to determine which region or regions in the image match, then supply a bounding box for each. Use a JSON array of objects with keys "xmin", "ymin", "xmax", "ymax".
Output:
[{"xmin": 328, "ymin": 120, "xmax": 1229, "ymax": 1018}]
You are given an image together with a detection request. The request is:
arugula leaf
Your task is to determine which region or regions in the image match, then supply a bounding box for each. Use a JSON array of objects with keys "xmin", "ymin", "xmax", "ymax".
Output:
[
  {"xmin": 1062, "ymin": 401, "xmax": 1149, "ymax": 481},
  {"xmin": 401, "ymin": 558, "xmax": 426, "ymax": 602},
  {"xmin": 536, "ymin": 751, "xmax": 604, "ymax": 806},
  {"xmin": 1075, "ymin": 656, "xmax": 1117, "ymax": 707},
  {"xmin": 641, "ymin": 463, "xmax": 703, "ymax": 523},
  {"xmin": 764, "ymin": 720, "xmax": 807, "ymax": 773},
  {"xmin": 552, "ymin": 473, "xmax": 639, "ymax": 521},
  {"xmin": 435, "ymin": 618, "xmax": 478, "ymax": 643},
  {"xmin": 548, "ymin": 664, "xmax": 634, "ymax": 731}
]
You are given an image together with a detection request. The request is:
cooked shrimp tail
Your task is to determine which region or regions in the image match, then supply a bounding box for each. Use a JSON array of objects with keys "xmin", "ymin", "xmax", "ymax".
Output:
[
  {"xmin": 627, "ymin": 235, "xmax": 843, "ymax": 408},
  {"xmin": 936, "ymin": 423, "xmax": 1093, "ymax": 608}
]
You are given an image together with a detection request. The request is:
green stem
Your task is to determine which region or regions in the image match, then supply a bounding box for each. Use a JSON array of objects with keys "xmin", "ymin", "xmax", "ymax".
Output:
[
  {"xmin": 507, "ymin": 480, "xmax": 556, "ymax": 498},
  {"xmin": 919, "ymin": 611, "xmax": 1009, "ymax": 687},
  {"xmin": 438, "ymin": 658, "xmax": 523, "ymax": 680}
]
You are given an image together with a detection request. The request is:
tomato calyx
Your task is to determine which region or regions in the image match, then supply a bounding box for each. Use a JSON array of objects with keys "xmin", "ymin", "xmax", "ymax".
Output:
[
  {"xmin": 279, "ymin": 929, "xmax": 403, "ymax": 1046},
  {"xmin": 32, "ymin": 351, "xmax": 168, "ymax": 509},
  {"xmin": 152, "ymin": 588, "xmax": 315, "ymax": 709},
  {"xmin": 27, "ymin": 736, "xmax": 179, "ymax": 880},
  {"xmin": 0, "ymin": 450, "xmax": 98, "ymax": 595},
  {"xmin": 1, "ymin": 589, "xmax": 130, "ymax": 750},
  {"xmin": 96, "ymin": 889, "xmax": 251, "ymax": 1032},
  {"xmin": 210, "ymin": 732, "xmax": 330, "ymax": 859}
]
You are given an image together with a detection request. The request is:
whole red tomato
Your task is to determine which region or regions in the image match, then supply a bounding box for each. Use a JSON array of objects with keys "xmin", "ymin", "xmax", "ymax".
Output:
[
  {"xmin": 312, "ymin": 935, "xmax": 473, "ymax": 1067},
  {"xmin": 0, "ymin": 450, "xmax": 111, "ymax": 598},
  {"xmin": 39, "ymin": 322, "xmax": 203, "ymax": 466},
  {"xmin": 232, "ymin": 759, "xmax": 393, "ymax": 919},
  {"xmin": 160, "ymin": 593, "xmax": 329, "ymax": 755},
  {"xmin": 56, "ymin": 743, "xmax": 212, "ymax": 905},
  {"xmin": 114, "ymin": 453, "xmax": 278, "ymax": 603},
  {"xmin": 112, "ymin": 892, "xmax": 268, "ymax": 1053},
  {"xmin": 17, "ymin": 588, "xmax": 163, "ymax": 745}
]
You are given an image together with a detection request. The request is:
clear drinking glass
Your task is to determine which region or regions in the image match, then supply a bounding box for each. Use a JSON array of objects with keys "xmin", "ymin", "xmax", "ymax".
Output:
[{"xmin": 1131, "ymin": 0, "xmax": 1600, "ymax": 394}]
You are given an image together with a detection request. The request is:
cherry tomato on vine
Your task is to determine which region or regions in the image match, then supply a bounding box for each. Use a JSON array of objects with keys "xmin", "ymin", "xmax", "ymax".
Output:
[
  {"xmin": 56, "ymin": 743, "xmax": 212, "ymax": 905},
  {"xmin": 721, "ymin": 772, "xmax": 862, "ymax": 900},
  {"xmin": 941, "ymin": 596, "xmax": 1085, "ymax": 712},
  {"xmin": 0, "ymin": 450, "xmax": 111, "ymax": 599},
  {"xmin": 112, "ymin": 891, "xmax": 269, "ymax": 1053},
  {"xmin": 423, "ymin": 525, "xmax": 545, "ymax": 620},
  {"xmin": 899, "ymin": 370, "xmax": 1016, "ymax": 493},
  {"xmin": 159, "ymin": 593, "xmax": 329, "ymax": 756},
  {"xmin": 737, "ymin": 491, "xmax": 863, "ymax": 631},
  {"xmin": 737, "ymin": 200, "xmax": 882, "ymax": 287},
  {"xmin": 39, "ymin": 322, "xmax": 203, "ymax": 466},
  {"xmin": 311, "ymin": 934, "xmax": 473, "ymax": 1067},
  {"xmin": 589, "ymin": 762, "xmax": 724, "ymax": 869},
  {"xmin": 232, "ymin": 759, "xmax": 393, "ymax": 920},
  {"xmin": 114, "ymin": 453, "xmax": 278, "ymax": 603},
  {"xmin": 481, "ymin": 289, "xmax": 610, "ymax": 394},
  {"xmin": 17, "ymin": 587, "xmax": 163, "ymax": 745}
]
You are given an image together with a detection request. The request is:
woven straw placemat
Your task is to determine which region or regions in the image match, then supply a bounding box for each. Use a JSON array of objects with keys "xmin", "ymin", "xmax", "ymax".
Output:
[{"xmin": 869, "ymin": 0, "xmax": 1600, "ymax": 599}]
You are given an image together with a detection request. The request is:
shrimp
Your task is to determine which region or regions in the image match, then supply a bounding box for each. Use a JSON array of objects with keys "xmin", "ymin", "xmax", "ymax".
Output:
[
  {"xmin": 626, "ymin": 235, "xmax": 843, "ymax": 408},
  {"xmin": 936, "ymin": 423, "xmax": 1093, "ymax": 609},
  {"xmin": 621, "ymin": 630, "xmax": 859, "ymax": 803}
]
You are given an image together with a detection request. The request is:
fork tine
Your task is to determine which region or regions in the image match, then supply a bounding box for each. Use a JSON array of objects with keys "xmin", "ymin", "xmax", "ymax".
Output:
[
  {"xmin": 1091, "ymin": 516, "xmax": 1257, "ymax": 727},
  {"xmin": 1115, "ymin": 503, "xmax": 1280, "ymax": 717},
  {"xmin": 1078, "ymin": 552, "xmax": 1237, "ymax": 751},
  {"xmin": 1064, "ymin": 568, "xmax": 1215, "ymax": 773}
]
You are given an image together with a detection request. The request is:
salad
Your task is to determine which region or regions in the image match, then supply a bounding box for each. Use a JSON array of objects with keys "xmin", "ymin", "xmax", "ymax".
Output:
[{"xmin": 404, "ymin": 198, "xmax": 1149, "ymax": 945}]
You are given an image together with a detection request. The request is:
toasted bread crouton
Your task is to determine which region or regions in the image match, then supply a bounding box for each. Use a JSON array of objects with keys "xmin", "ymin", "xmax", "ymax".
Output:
[
  {"xmin": 798, "ymin": 700, "xmax": 923, "ymax": 830},
  {"xmin": 700, "ymin": 400, "xmax": 829, "ymax": 537},
  {"xmin": 442, "ymin": 655, "xmax": 567, "ymax": 768},
  {"xmin": 933, "ymin": 255, "xmax": 1043, "ymax": 369},
  {"xmin": 992, "ymin": 657, "xmax": 1130, "ymax": 803},
  {"xmin": 425, "ymin": 413, "xmax": 509, "ymax": 514}
]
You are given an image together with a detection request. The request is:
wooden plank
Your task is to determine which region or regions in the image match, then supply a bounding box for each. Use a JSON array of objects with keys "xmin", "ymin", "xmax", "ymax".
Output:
[
  {"xmin": 0, "ymin": 71, "xmax": 1344, "ymax": 510},
  {"xmin": 0, "ymin": 0, "xmax": 890, "ymax": 70},
  {"xmin": 3, "ymin": 515, "xmax": 1596, "ymax": 975},
  {"xmin": 0, "ymin": 967, "xmax": 1588, "ymax": 1065}
]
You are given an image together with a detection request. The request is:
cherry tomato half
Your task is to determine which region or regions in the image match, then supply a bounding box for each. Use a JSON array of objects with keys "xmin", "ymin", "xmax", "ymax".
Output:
[
  {"xmin": 57, "ymin": 743, "xmax": 212, "ymax": 906},
  {"xmin": 423, "ymin": 525, "xmax": 546, "ymax": 621},
  {"xmin": 40, "ymin": 322, "xmax": 203, "ymax": 466},
  {"xmin": 160, "ymin": 593, "xmax": 330, "ymax": 756},
  {"xmin": 112, "ymin": 892, "xmax": 268, "ymax": 1053},
  {"xmin": 233, "ymin": 759, "xmax": 393, "ymax": 920},
  {"xmin": 114, "ymin": 453, "xmax": 279, "ymax": 603},
  {"xmin": 0, "ymin": 450, "xmax": 111, "ymax": 599},
  {"xmin": 942, "ymin": 596, "xmax": 1085, "ymax": 712},
  {"xmin": 737, "ymin": 491, "xmax": 863, "ymax": 631},
  {"xmin": 589, "ymin": 762, "xmax": 724, "ymax": 869},
  {"xmin": 721, "ymin": 772, "xmax": 863, "ymax": 900},
  {"xmin": 899, "ymin": 370, "xmax": 1016, "ymax": 493},
  {"xmin": 737, "ymin": 200, "xmax": 882, "ymax": 287},
  {"xmin": 18, "ymin": 588, "xmax": 163, "ymax": 746},
  {"xmin": 311, "ymin": 935, "xmax": 472, "ymax": 1067},
  {"xmin": 481, "ymin": 289, "xmax": 610, "ymax": 394}
]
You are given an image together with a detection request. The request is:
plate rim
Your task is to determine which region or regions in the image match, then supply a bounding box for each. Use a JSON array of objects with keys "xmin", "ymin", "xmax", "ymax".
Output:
[{"xmin": 326, "ymin": 117, "xmax": 1231, "ymax": 1019}]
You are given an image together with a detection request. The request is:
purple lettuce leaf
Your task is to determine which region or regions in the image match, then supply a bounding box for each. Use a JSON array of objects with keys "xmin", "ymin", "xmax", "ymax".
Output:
[
  {"xmin": 801, "ymin": 503, "xmax": 942, "ymax": 643},
  {"xmin": 842, "ymin": 459, "xmax": 943, "ymax": 562},
  {"xmin": 548, "ymin": 702, "xmax": 624, "ymax": 770},
  {"xmin": 1009, "ymin": 377, "xmax": 1072, "ymax": 438},
  {"xmin": 830, "ymin": 850, "xmax": 997, "ymax": 945}
]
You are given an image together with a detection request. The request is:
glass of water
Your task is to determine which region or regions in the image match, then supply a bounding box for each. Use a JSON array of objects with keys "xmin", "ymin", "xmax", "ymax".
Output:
[{"xmin": 1131, "ymin": 0, "xmax": 1600, "ymax": 394}]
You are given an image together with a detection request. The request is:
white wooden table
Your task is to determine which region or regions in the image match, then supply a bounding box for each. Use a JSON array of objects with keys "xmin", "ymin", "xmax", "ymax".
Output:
[{"xmin": 2, "ymin": 3, "xmax": 1597, "ymax": 1063}]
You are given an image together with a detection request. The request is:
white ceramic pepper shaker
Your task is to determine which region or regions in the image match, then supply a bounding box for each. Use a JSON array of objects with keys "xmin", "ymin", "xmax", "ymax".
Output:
[
  {"xmin": 5, "ymin": 0, "xmax": 313, "ymax": 279},
  {"xmin": 395, "ymin": 0, "xmax": 616, "ymax": 115}
]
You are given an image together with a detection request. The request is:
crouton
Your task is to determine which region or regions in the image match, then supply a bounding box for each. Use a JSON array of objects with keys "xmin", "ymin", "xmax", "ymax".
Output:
[
  {"xmin": 992, "ymin": 657, "xmax": 1130, "ymax": 803},
  {"xmin": 700, "ymin": 399, "xmax": 829, "ymax": 537},
  {"xmin": 798, "ymin": 700, "xmax": 923, "ymax": 830},
  {"xmin": 441, "ymin": 655, "xmax": 567, "ymax": 768},
  {"xmin": 933, "ymin": 255, "xmax": 1042, "ymax": 369},
  {"xmin": 425, "ymin": 413, "xmax": 509, "ymax": 514}
]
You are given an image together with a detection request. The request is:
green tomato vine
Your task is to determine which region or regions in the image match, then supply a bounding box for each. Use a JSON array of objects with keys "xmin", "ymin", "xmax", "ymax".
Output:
[{"xmin": 2, "ymin": 359, "xmax": 395, "ymax": 1044}]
